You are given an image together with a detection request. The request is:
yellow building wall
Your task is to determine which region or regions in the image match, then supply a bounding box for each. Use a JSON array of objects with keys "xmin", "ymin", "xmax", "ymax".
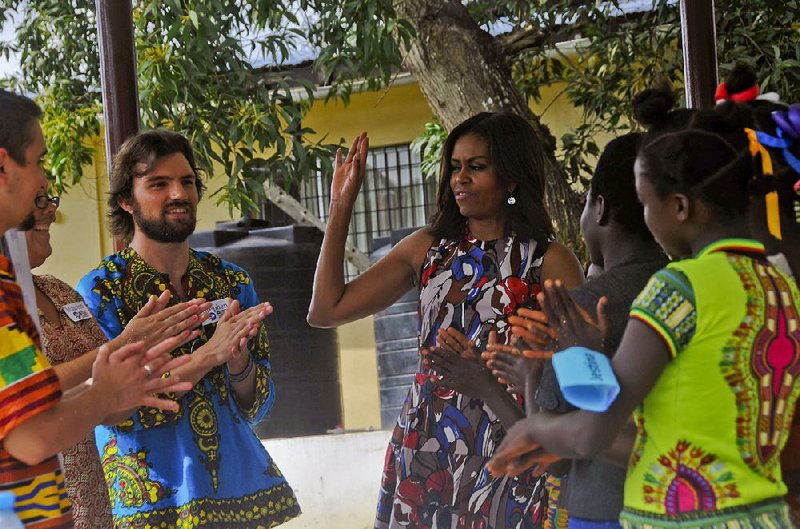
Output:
[
  {"xmin": 304, "ymin": 81, "xmax": 434, "ymax": 146},
  {"xmin": 37, "ymin": 77, "xmax": 584, "ymax": 432}
]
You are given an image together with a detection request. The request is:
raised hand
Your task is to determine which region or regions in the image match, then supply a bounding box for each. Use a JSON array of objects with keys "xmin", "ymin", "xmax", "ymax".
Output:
[
  {"xmin": 120, "ymin": 290, "xmax": 211, "ymax": 351},
  {"xmin": 91, "ymin": 336, "xmax": 194, "ymax": 420},
  {"xmin": 538, "ymin": 279, "xmax": 609, "ymax": 353},
  {"xmin": 330, "ymin": 132, "xmax": 369, "ymax": 205}
]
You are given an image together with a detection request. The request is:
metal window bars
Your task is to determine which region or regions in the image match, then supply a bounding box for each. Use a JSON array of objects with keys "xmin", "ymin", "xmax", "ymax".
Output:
[{"xmin": 299, "ymin": 143, "xmax": 437, "ymax": 280}]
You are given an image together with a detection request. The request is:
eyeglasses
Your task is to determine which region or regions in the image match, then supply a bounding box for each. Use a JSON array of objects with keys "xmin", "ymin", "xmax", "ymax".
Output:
[{"xmin": 34, "ymin": 195, "xmax": 60, "ymax": 209}]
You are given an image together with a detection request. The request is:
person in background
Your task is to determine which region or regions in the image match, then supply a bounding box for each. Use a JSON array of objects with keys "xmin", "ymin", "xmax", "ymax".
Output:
[
  {"xmin": 712, "ymin": 63, "xmax": 800, "ymax": 523},
  {"xmin": 488, "ymin": 130, "xmax": 667, "ymax": 529},
  {"xmin": 24, "ymin": 190, "xmax": 211, "ymax": 528},
  {"xmin": 712, "ymin": 65, "xmax": 800, "ymax": 278},
  {"xmin": 489, "ymin": 106, "xmax": 799, "ymax": 528}
]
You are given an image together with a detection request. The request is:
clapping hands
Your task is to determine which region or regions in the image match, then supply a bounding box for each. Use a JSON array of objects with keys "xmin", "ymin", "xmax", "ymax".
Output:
[
  {"xmin": 483, "ymin": 331, "xmax": 543, "ymax": 395},
  {"xmin": 119, "ymin": 290, "xmax": 211, "ymax": 351},
  {"xmin": 422, "ymin": 327, "xmax": 496, "ymax": 399},
  {"xmin": 91, "ymin": 334, "xmax": 194, "ymax": 421},
  {"xmin": 507, "ymin": 308, "xmax": 557, "ymax": 354},
  {"xmin": 196, "ymin": 300, "xmax": 272, "ymax": 369},
  {"xmin": 538, "ymin": 279, "xmax": 609, "ymax": 353}
]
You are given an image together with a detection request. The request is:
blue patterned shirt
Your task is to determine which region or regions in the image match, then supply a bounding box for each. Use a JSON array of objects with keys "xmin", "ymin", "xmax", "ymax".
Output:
[{"xmin": 77, "ymin": 247, "xmax": 299, "ymax": 528}]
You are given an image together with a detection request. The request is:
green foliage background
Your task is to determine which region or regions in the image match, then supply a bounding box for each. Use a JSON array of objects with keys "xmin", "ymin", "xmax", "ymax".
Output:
[
  {"xmin": 1, "ymin": 0, "xmax": 799, "ymax": 214},
  {"xmin": 415, "ymin": 1, "xmax": 800, "ymax": 187}
]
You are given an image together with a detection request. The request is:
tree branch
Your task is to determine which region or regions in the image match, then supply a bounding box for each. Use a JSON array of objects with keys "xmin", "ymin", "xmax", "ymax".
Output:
[
  {"xmin": 497, "ymin": 27, "xmax": 549, "ymax": 58},
  {"xmin": 263, "ymin": 181, "xmax": 370, "ymax": 272}
]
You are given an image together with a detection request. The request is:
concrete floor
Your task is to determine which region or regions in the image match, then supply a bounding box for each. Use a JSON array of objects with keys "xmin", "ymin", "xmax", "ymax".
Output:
[{"xmin": 263, "ymin": 430, "xmax": 391, "ymax": 529}]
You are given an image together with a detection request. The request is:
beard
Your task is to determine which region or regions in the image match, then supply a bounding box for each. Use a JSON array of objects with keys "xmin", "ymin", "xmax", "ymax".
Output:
[
  {"xmin": 132, "ymin": 199, "xmax": 197, "ymax": 243},
  {"xmin": 18, "ymin": 211, "xmax": 35, "ymax": 231}
]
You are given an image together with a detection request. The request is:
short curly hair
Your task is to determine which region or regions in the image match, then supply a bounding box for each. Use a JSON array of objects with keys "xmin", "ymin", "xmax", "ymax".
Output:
[
  {"xmin": 589, "ymin": 132, "xmax": 653, "ymax": 241},
  {"xmin": 108, "ymin": 129, "xmax": 205, "ymax": 242}
]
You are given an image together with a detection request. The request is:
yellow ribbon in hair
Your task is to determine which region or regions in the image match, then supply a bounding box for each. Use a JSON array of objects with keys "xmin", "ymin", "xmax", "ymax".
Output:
[{"xmin": 744, "ymin": 128, "xmax": 782, "ymax": 240}]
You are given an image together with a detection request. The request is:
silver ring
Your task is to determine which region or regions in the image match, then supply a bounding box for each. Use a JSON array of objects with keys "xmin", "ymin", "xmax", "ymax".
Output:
[{"xmin": 143, "ymin": 364, "xmax": 153, "ymax": 376}]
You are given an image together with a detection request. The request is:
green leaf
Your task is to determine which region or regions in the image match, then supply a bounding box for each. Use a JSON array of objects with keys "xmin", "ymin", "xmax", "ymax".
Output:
[{"xmin": 7, "ymin": 0, "xmax": 798, "ymax": 231}]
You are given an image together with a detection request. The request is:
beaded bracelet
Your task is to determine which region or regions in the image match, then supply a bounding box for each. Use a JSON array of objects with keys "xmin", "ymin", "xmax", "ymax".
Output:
[{"xmin": 229, "ymin": 354, "xmax": 254, "ymax": 383}]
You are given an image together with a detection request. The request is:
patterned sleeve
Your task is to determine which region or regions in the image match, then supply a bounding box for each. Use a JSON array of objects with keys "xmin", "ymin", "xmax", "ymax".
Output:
[
  {"xmin": 229, "ymin": 271, "xmax": 275, "ymax": 424},
  {"xmin": 76, "ymin": 268, "xmax": 123, "ymax": 340},
  {"xmin": 0, "ymin": 297, "xmax": 61, "ymax": 440},
  {"xmin": 629, "ymin": 268, "xmax": 697, "ymax": 358},
  {"xmin": 77, "ymin": 267, "xmax": 160, "ymax": 432}
]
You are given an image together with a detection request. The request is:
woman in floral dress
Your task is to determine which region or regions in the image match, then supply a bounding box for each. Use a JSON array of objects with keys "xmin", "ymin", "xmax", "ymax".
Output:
[{"xmin": 308, "ymin": 112, "xmax": 585, "ymax": 528}]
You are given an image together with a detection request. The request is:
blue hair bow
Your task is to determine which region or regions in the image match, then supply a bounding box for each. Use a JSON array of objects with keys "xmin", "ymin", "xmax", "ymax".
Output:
[{"xmin": 754, "ymin": 128, "xmax": 800, "ymax": 177}]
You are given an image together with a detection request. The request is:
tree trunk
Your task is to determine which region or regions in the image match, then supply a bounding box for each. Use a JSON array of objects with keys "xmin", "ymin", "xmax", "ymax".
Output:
[{"xmin": 392, "ymin": 0, "xmax": 583, "ymax": 249}]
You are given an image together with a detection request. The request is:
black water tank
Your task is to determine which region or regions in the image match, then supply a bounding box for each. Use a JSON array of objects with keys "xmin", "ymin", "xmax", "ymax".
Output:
[
  {"xmin": 371, "ymin": 227, "xmax": 421, "ymax": 429},
  {"xmin": 190, "ymin": 224, "xmax": 342, "ymax": 438}
]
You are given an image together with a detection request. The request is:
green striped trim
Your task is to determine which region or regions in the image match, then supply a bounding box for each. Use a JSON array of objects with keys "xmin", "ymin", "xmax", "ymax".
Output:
[
  {"xmin": 696, "ymin": 238, "xmax": 766, "ymax": 259},
  {"xmin": 629, "ymin": 268, "xmax": 695, "ymax": 359},
  {"xmin": 630, "ymin": 310, "xmax": 679, "ymax": 358}
]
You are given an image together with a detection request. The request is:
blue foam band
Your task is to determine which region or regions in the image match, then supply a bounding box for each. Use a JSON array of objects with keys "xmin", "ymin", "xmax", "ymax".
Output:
[{"xmin": 551, "ymin": 346, "xmax": 621, "ymax": 412}]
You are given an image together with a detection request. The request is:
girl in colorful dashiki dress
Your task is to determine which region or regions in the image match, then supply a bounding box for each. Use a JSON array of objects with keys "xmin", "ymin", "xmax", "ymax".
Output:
[
  {"xmin": 488, "ymin": 108, "xmax": 800, "ymax": 528},
  {"xmin": 307, "ymin": 112, "xmax": 585, "ymax": 529},
  {"xmin": 707, "ymin": 65, "xmax": 800, "ymax": 524}
]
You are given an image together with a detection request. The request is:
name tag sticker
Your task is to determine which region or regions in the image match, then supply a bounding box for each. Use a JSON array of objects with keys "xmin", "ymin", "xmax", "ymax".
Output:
[
  {"xmin": 63, "ymin": 301, "xmax": 92, "ymax": 322},
  {"xmin": 203, "ymin": 298, "xmax": 231, "ymax": 326}
]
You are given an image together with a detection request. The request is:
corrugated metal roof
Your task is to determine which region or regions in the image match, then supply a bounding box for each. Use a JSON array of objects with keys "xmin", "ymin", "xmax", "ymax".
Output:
[{"xmin": 616, "ymin": 0, "xmax": 667, "ymax": 14}]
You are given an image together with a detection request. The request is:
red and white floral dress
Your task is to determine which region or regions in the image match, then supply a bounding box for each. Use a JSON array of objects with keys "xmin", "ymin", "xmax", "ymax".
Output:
[{"xmin": 375, "ymin": 230, "xmax": 549, "ymax": 529}]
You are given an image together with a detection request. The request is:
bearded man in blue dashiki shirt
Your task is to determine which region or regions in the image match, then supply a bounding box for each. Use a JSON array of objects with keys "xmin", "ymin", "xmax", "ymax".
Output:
[{"xmin": 77, "ymin": 129, "xmax": 300, "ymax": 529}]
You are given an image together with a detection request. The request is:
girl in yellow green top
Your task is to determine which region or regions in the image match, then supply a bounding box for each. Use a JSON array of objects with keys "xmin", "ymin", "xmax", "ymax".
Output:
[{"xmin": 488, "ymin": 109, "xmax": 800, "ymax": 528}]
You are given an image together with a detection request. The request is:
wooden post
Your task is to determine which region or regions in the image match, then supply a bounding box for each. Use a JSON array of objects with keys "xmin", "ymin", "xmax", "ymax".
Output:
[
  {"xmin": 95, "ymin": 0, "xmax": 139, "ymax": 250},
  {"xmin": 680, "ymin": 0, "xmax": 718, "ymax": 109}
]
